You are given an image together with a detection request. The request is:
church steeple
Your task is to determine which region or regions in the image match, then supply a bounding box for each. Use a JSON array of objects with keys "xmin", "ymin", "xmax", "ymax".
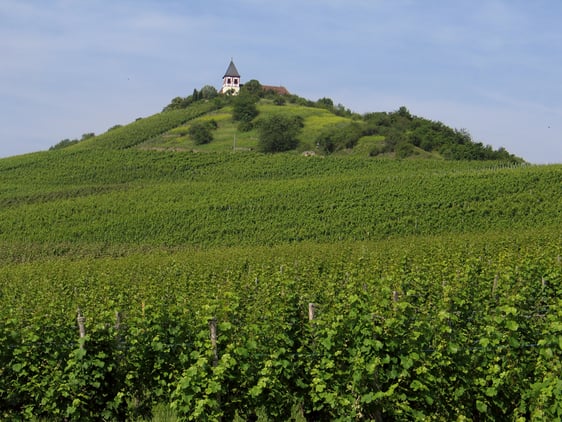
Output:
[{"xmin": 221, "ymin": 59, "xmax": 241, "ymax": 95}]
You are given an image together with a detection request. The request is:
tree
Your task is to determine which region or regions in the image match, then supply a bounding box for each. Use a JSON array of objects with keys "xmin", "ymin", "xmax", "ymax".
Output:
[
  {"xmin": 49, "ymin": 138, "xmax": 79, "ymax": 150},
  {"xmin": 395, "ymin": 141, "xmax": 414, "ymax": 158},
  {"xmin": 396, "ymin": 106, "xmax": 412, "ymax": 119},
  {"xmin": 273, "ymin": 96, "xmax": 286, "ymax": 106},
  {"xmin": 163, "ymin": 96, "xmax": 193, "ymax": 111},
  {"xmin": 316, "ymin": 97, "xmax": 334, "ymax": 110},
  {"xmin": 232, "ymin": 94, "xmax": 259, "ymax": 123},
  {"xmin": 241, "ymin": 79, "xmax": 263, "ymax": 97},
  {"xmin": 188, "ymin": 120, "xmax": 216, "ymax": 145},
  {"xmin": 200, "ymin": 85, "xmax": 218, "ymax": 100},
  {"xmin": 256, "ymin": 114, "xmax": 304, "ymax": 153},
  {"xmin": 316, "ymin": 123, "xmax": 363, "ymax": 153}
]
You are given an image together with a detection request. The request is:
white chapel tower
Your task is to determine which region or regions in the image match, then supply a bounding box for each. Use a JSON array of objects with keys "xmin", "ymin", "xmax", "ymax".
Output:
[{"xmin": 220, "ymin": 59, "xmax": 241, "ymax": 95}]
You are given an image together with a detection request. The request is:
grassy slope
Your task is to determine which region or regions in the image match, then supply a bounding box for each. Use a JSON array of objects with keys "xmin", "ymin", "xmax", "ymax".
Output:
[
  {"xmin": 135, "ymin": 100, "xmax": 355, "ymax": 153},
  {"xmin": 59, "ymin": 97, "xmax": 465, "ymax": 160}
]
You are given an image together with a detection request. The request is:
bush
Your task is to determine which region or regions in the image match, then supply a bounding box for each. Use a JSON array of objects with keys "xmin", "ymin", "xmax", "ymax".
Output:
[
  {"xmin": 237, "ymin": 121, "xmax": 254, "ymax": 132},
  {"xmin": 188, "ymin": 120, "xmax": 217, "ymax": 145},
  {"xmin": 232, "ymin": 94, "xmax": 259, "ymax": 123},
  {"xmin": 395, "ymin": 141, "xmax": 415, "ymax": 158},
  {"xmin": 240, "ymin": 79, "xmax": 263, "ymax": 97},
  {"xmin": 316, "ymin": 123, "xmax": 363, "ymax": 154},
  {"xmin": 199, "ymin": 85, "xmax": 218, "ymax": 100},
  {"xmin": 163, "ymin": 96, "xmax": 193, "ymax": 111},
  {"xmin": 49, "ymin": 138, "xmax": 80, "ymax": 150},
  {"xmin": 256, "ymin": 114, "xmax": 304, "ymax": 153},
  {"xmin": 316, "ymin": 97, "xmax": 334, "ymax": 110}
]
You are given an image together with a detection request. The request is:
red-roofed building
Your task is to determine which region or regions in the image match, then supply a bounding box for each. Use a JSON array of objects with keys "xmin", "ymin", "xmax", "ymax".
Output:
[{"xmin": 262, "ymin": 85, "xmax": 290, "ymax": 96}]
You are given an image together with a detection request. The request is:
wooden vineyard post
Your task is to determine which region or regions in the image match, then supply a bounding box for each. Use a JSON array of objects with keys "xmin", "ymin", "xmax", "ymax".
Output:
[
  {"xmin": 308, "ymin": 303, "xmax": 316, "ymax": 322},
  {"xmin": 208, "ymin": 316, "xmax": 222, "ymax": 418},
  {"xmin": 308, "ymin": 303, "xmax": 318, "ymax": 350},
  {"xmin": 77, "ymin": 308, "xmax": 86, "ymax": 348},
  {"xmin": 115, "ymin": 310, "xmax": 123, "ymax": 348},
  {"xmin": 209, "ymin": 317, "xmax": 218, "ymax": 367},
  {"xmin": 115, "ymin": 310, "xmax": 121, "ymax": 331}
]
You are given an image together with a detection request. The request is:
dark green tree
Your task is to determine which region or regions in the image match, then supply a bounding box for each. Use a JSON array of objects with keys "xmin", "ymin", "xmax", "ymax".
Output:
[
  {"xmin": 200, "ymin": 85, "xmax": 218, "ymax": 100},
  {"xmin": 396, "ymin": 105, "xmax": 412, "ymax": 119},
  {"xmin": 240, "ymin": 79, "xmax": 263, "ymax": 97},
  {"xmin": 188, "ymin": 121, "xmax": 216, "ymax": 145},
  {"xmin": 395, "ymin": 141, "xmax": 414, "ymax": 158},
  {"xmin": 316, "ymin": 97, "xmax": 334, "ymax": 110},
  {"xmin": 256, "ymin": 114, "xmax": 304, "ymax": 153},
  {"xmin": 316, "ymin": 123, "xmax": 363, "ymax": 153},
  {"xmin": 273, "ymin": 96, "xmax": 286, "ymax": 106},
  {"xmin": 163, "ymin": 96, "xmax": 193, "ymax": 111},
  {"xmin": 49, "ymin": 138, "xmax": 79, "ymax": 150},
  {"xmin": 232, "ymin": 94, "xmax": 259, "ymax": 123}
]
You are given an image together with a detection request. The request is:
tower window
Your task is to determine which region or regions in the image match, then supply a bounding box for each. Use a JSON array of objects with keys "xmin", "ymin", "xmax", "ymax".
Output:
[
  {"xmin": 227, "ymin": 78, "xmax": 231, "ymax": 84},
  {"xmin": 234, "ymin": 78, "xmax": 238, "ymax": 84}
]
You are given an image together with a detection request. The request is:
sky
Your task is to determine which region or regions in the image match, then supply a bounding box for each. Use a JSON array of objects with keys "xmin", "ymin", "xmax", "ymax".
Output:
[{"xmin": 1, "ymin": 0, "xmax": 561, "ymax": 163}]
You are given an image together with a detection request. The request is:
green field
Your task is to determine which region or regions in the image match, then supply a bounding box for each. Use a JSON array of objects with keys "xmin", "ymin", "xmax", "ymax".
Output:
[{"xmin": 1, "ymin": 96, "xmax": 562, "ymax": 420}]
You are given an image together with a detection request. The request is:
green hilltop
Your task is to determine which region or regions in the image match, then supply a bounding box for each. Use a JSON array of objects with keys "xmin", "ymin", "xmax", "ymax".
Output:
[
  {"xmin": 1, "ymin": 83, "xmax": 562, "ymax": 420},
  {"xmin": 52, "ymin": 81, "xmax": 522, "ymax": 161}
]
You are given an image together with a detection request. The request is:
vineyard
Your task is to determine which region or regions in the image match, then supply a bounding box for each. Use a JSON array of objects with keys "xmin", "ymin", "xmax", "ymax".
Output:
[{"xmin": 0, "ymin": 146, "xmax": 561, "ymax": 420}]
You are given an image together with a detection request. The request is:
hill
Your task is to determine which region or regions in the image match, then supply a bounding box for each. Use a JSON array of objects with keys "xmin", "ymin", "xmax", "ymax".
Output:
[
  {"xmin": 51, "ymin": 82, "xmax": 522, "ymax": 161},
  {"xmin": 1, "ymin": 86, "xmax": 561, "ymax": 420}
]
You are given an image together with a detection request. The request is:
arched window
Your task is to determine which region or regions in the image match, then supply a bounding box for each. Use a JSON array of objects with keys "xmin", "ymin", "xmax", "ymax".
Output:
[
  {"xmin": 234, "ymin": 78, "xmax": 238, "ymax": 85},
  {"xmin": 227, "ymin": 78, "xmax": 231, "ymax": 84}
]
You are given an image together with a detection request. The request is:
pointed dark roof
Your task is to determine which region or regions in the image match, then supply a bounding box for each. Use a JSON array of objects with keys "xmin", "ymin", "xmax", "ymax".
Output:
[{"xmin": 223, "ymin": 60, "xmax": 240, "ymax": 78}]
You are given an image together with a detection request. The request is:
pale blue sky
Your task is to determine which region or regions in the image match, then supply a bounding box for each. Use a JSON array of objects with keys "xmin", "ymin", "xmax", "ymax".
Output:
[{"xmin": 1, "ymin": 0, "xmax": 561, "ymax": 162}]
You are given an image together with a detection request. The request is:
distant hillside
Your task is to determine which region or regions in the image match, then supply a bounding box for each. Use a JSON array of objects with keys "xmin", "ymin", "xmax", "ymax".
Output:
[{"xmin": 51, "ymin": 81, "xmax": 523, "ymax": 162}]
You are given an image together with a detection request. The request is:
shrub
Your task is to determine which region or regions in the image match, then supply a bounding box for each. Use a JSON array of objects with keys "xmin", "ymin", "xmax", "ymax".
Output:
[
  {"xmin": 232, "ymin": 94, "xmax": 259, "ymax": 123},
  {"xmin": 316, "ymin": 123, "xmax": 363, "ymax": 153},
  {"xmin": 199, "ymin": 85, "xmax": 218, "ymax": 100},
  {"xmin": 316, "ymin": 97, "xmax": 334, "ymax": 110},
  {"xmin": 256, "ymin": 114, "xmax": 304, "ymax": 153},
  {"xmin": 49, "ymin": 138, "xmax": 80, "ymax": 150},
  {"xmin": 395, "ymin": 141, "xmax": 415, "ymax": 158},
  {"xmin": 240, "ymin": 79, "xmax": 263, "ymax": 97},
  {"xmin": 188, "ymin": 120, "xmax": 217, "ymax": 145},
  {"xmin": 237, "ymin": 121, "xmax": 254, "ymax": 132},
  {"xmin": 163, "ymin": 96, "xmax": 193, "ymax": 111}
]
